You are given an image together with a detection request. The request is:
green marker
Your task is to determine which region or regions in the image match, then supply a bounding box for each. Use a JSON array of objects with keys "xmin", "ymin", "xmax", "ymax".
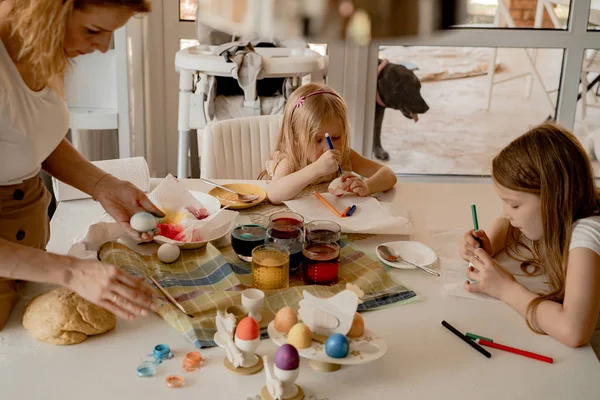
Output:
[
  {"xmin": 471, "ymin": 203, "xmax": 482, "ymax": 247},
  {"xmin": 466, "ymin": 332, "xmax": 493, "ymax": 343},
  {"xmin": 471, "ymin": 204, "xmax": 479, "ymax": 231}
]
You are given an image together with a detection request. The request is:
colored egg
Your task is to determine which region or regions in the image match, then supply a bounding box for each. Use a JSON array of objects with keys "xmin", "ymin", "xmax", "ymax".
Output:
[
  {"xmin": 325, "ymin": 333, "xmax": 350, "ymax": 359},
  {"xmin": 157, "ymin": 243, "xmax": 180, "ymax": 263},
  {"xmin": 347, "ymin": 312, "xmax": 364, "ymax": 338},
  {"xmin": 287, "ymin": 323, "xmax": 312, "ymax": 349},
  {"xmin": 235, "ymin": 316, "xmax": 260, "ymax": 341},
  {"xmin": 274, "ymin": 344, "xmax": 300, "ymax": 371},
  {"xmin": 130, "ymin": 212, "xmax": 157, "ymax": 232},
  {"xmin": 274, "ymin": 307, "xmax": 298, "ymax": 334}
]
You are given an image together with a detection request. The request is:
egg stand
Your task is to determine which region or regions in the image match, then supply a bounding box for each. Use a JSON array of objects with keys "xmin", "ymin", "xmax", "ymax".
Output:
[
  {"xmin": 223, "ymin": 334, "xmax": 264, "ymax": 375},
  {"xmin": 261, "ymin": 355, "xmax": 305, "ymax": 400},
  {"xmin": 216, "ymin": 311, "xmax": 264, "ymax": 375},
  {"xmin": 308, "ymin": 336, "xmax": 343, "ymax": 373}
]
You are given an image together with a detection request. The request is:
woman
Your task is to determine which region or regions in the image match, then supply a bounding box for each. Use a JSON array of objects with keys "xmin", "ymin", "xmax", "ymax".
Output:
[{"xmin": 0, "ymin": 0, "xmax": 160, "ymax": 330}]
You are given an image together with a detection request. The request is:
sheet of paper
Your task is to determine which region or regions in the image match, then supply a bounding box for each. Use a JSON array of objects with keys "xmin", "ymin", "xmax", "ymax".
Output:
[
  {"xmin": 284, "ymin": 193, "xmax": 412, "ymax": 235},
  {"xmin": 433, "ymin": 231, "xmax": 550, "ymax": 302}
]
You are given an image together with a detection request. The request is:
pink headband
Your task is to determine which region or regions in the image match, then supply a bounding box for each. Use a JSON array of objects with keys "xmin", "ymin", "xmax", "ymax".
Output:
[{"xmin": 294, "ymin": 90, "xmax": 342, "ymax": 110}]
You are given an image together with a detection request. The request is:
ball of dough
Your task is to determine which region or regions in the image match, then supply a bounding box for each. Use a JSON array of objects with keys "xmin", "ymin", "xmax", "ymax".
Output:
[
  {"xmin": 157, "ymin": 243, "xmax": 181, "ymax": 263},
  {"xmin": 22, "ymin": 288, "xmax": 116, "ymax": 345}
]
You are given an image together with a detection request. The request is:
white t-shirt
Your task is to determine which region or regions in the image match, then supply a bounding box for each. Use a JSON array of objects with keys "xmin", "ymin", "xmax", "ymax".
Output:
[
  {"xmin": 569, "ymin": 215, "xmax": 600, "ymax": 358},
  {"xmin": 0, "ymin": 40, "xmax": 69, "ymax": 186},
  {"xmin": 570, "ymin": 216, "xmax": 600, "ymax": 254}
]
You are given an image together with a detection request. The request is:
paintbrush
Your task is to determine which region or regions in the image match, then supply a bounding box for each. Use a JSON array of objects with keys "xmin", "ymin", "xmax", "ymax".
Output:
[{"xmin": 149, "ymin": 276, "xmax": 194, "ymax": 318}]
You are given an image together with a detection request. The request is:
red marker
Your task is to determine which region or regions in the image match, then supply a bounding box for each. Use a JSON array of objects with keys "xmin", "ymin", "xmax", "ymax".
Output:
[{"xmin": 476, "ymin": 339, "xmax": 553, "ymax": 364}]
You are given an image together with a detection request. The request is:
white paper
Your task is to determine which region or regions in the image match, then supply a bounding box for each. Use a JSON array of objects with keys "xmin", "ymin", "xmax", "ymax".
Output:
[
  {"xmin": 149, "ymin": 175, "xmax": 238, "ymax": 243},
  {"xmin": 67, "ymin": 175, "xmax": 238, "ymax": 258},
  {"xmin": 284, "ymin": 193, "xmax": 412, "ymax": 235}
]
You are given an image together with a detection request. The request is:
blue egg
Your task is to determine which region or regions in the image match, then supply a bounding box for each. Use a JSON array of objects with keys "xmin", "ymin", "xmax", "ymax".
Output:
[{"xmin": 325, "ymin": 333, "xmax": 350, "ymax": 359}]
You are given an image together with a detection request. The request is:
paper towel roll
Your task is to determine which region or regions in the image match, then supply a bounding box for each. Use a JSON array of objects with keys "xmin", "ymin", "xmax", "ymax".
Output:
[{"xmin": 52, "ymin": 157, "xmax": 150, "ymax": 202}]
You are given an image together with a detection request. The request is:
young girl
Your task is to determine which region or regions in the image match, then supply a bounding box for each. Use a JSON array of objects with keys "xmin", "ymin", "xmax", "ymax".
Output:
[
  {"xmin": 459, "ymin": 123, "xmax": 600, "ymax": 355},
  {"xmin": 260, "ymin": 83, "xmax": 397, "ymax": 204}
]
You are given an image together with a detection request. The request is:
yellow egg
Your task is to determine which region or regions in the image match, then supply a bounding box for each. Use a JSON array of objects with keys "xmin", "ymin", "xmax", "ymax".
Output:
[
  {"xmin": 347, "ymin": 312, "xmax": 364, "ymax": 338},
  {"xmin": 287, "ymin": 323, "xmax": 312, "ymax": 349},
  {"xmin": 274, "ymin": 307, "xmax": 298, "ymax": 334}
]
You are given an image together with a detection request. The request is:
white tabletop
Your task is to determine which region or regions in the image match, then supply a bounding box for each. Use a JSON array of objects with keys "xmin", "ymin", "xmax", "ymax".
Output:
[{"xmin": 1, "ymin": 178, "xmax": 599, "ymax": 400}]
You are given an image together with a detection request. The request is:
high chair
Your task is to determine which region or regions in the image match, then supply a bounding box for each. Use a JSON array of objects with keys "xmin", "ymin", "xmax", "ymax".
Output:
[{"xmin": 175, "ymin": 45, "xmax": 327, "ymax": 179}]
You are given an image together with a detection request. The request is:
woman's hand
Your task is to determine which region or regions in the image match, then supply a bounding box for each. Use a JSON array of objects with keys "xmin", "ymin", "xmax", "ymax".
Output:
[
  {"xmin": 67, "ymin": 259, "xmax": 156, "ymax": 320},
  {"xmin": 459, "ymin": 229, "xmax": 493, "ymax": 261},
  {"xmin": 94, "ymin": 175, "xmax": 164, "ymax": 241},
  {"xmin": 341, "ymin": 173, "xmax": 370, "ymax": 197},
  {"xmin": 465, "ymin": 248, "xmax": 517, "ymax": 300}
]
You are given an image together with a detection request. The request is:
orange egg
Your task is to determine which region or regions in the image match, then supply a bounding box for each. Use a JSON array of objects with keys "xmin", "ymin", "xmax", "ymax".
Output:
[
  {"xmin": 235, "ymin": 316, "xmax": 260, "ymax": 340},
  {"xmin": 347, "ymin": 312, "xmax": 364, "ymax": 338},
  {"xmin": 274, "ymin": 307, "xmax": 298, "ymax": 334}
]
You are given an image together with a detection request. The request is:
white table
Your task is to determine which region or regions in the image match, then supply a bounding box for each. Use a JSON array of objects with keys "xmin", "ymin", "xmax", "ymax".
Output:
[{"xmin": 1, "ymin": 179, "xmax": 599, "ymax": 399}]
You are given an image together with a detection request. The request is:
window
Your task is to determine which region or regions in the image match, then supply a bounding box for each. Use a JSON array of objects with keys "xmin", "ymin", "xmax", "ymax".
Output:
[
  {"xmin": 375, "ymin": 45, "xmax": 563, "ymax": 175},
  {"xmin": 338, "ymin": 0, "xmax": 600, "ymax": 177}
]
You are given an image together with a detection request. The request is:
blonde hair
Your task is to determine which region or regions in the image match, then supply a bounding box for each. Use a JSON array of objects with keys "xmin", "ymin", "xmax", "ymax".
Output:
[
  {"xmin": 6, "ymin": 0, "xmax": 151, "ymax": 94},
  {"xmin": 259, "ymin": 83, "xmax": 351, "ymax": 179},
  {"xmin": 492, "ymin": 123, "xmax": 600, "ymax": 333}
]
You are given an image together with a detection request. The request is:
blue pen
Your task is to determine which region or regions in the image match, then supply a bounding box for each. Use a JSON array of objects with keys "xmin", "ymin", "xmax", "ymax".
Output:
[
  {"xmin": 346, "ymin": 205, "xmax": 357, "ymax": 217},
  {"xmin": 325, "ymin": 133, "xmax": 343, "ymax": 176}
]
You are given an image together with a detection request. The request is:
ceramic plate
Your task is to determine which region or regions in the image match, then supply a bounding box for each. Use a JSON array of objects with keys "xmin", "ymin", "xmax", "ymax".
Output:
[
  {"xmin": 189, "ymin": 190, "xmax": 221, "ymax": 215},
  {"xmin": 267, "ymin": 321, "xmax": 387, "ymax": 366},
  {"xmin": 153, "ymin": 191, "xmax": 229, "ymax": 249},
  {"xmin": 376, "ymin": 241, "xmax": 437, "ymax": 270},
  {"xmin": 208, "ymin": 183, "xmax": 267, "ymax": 210}
]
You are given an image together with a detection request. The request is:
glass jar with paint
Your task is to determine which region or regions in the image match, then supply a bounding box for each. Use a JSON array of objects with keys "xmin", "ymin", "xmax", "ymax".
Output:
[
  {"xmin": 252, "ymin": 244, "xmax": 290, "ymax": 290},
  {"xmin": 231, "ymin": 214, "xmax": 268, "ymax": 262}
]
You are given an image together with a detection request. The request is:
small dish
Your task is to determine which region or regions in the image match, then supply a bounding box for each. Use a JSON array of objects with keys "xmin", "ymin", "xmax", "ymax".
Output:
[
  {"xmin": 376, "ymin": 241, "xmax": 437, "ymax": 270},
  {"xmin": 208, "ymin": 183, "xmax": 267, "ymax": 210}
]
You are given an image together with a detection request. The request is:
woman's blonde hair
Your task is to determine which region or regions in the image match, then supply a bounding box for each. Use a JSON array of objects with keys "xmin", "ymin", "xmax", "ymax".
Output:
[
  {"xmin": 6, "ymin": 0, "xmax": 151, "ymax": 93},
  {"xmin": 492, "ymin": 122, "xmax": 600, "ymax": 333},
  {"xmin": 259, "ymin": 83, "xmax": 351, "ymax": 179}
]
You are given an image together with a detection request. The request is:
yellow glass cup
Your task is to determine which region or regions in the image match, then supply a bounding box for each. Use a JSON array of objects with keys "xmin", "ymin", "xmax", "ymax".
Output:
[{"xmin": 251, "ymin": 245, "xmax": 290, "ymax": 290}]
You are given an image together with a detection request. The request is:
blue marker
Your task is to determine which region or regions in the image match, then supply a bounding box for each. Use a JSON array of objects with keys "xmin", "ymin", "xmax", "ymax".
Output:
[
  {"xmin": 346, "ymin": 205, "xmax": 357, "ymax": 217},
  {"xmin": 325, "ymin": 133, "xmax": 342, "ymax": 176}
]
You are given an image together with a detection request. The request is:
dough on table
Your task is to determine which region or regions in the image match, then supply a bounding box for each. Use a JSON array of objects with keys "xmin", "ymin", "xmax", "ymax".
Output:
[{"xmin": 22, "ymin": 288, "xmax": 116, "ymax": 345}]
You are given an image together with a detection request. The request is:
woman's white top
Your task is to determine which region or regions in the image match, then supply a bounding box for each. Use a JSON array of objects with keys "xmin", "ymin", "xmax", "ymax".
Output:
[{"xmin": 0, "ymin": 39, "xmax": 69, "ymax": 185}]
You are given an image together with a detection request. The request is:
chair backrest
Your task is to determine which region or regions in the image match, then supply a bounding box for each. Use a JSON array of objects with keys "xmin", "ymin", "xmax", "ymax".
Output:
[{"xmin": 200, "ymin": 115, "xmax": 283, "ymax": 179}]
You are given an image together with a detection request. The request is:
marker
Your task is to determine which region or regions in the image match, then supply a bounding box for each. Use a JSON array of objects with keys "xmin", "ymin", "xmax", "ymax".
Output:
[
  {"xmin": 471, "ymin": 203, "xmax": 482, "ymax": 247},
  {"xmin": 325, "ymin": 133, "xmax": 342, "ymax": 176},
  {"xmin": 346, "ymin": 205, "xmax": 357, "ymax": 217},
  {"xmin": 466, "ymin": 332, "xmax": 493, "ymax": 343},
  {"xmin": 341, "ymin": 206, "xmax": 352, "ymax": 218},
  {"xmin": 476, "ymin": 338, "xmax": 553, "ymax": 364},
  {"xmin": 441, "ymin": 320, "xmax": 491, "ymax": 358}
]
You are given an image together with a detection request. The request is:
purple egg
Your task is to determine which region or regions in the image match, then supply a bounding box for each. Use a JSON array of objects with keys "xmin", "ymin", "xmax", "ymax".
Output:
[{"xmin": 274, "ymin": 344, "xmax": 300, "ymax": 371}]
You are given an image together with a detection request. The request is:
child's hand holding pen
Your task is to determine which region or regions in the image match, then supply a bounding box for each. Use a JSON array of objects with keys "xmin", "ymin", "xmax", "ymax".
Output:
[
  {"xmin": 313, "ymin": 149, "xmax": 342, "ymax": 177},
  {"xmin": 460, "ymin": 229, "xmax": 493, "ymax": 262},
  {"xmin": 460, "ymin": 204, "xmax": 494, "ymax": 261}
]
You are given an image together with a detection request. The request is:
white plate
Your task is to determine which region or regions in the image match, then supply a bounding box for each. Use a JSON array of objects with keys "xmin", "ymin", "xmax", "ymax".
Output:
[
  {"xmin": 267, "ymin": 322, "xmax": 387, "ymax": 366},
  {"xmin": 376, "ymin": 241, "xmax": 437, "ymax": 270},
  {"xmin": 189, "ymin": 191, "xmax": 222, "ymax": 215},
  {"xmin": 153, "ymin": 191, "xmax": 227, "ymax": 249}
]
